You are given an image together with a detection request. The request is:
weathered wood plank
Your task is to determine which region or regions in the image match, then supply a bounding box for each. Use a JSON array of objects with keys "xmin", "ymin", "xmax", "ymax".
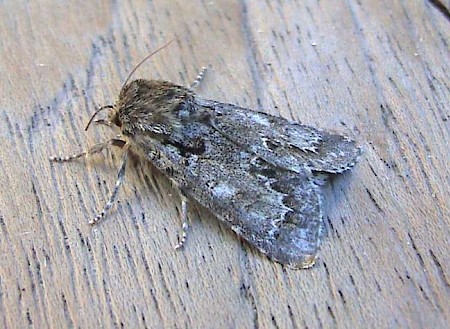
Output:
[{"xmin": 0, "ymin": 0, "xmax": 448, "ymax": 328}]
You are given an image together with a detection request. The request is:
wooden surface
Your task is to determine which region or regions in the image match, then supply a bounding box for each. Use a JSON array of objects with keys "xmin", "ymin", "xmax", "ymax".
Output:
[{"xmin": 1, "ymin": 1, "xmax": 449, "ymax": 328}]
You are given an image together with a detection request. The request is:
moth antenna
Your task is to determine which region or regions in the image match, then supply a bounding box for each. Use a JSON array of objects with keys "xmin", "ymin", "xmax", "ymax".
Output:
[
  {"xmin": 85, "ymin": 105, "xmax": 114, "ymax": 131},
  {"xmin": 120, "ymin": 39, "xmax": 175, "ymax": 91}
]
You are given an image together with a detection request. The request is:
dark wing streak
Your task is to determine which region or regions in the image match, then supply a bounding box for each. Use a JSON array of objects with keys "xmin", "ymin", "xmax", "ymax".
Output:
[
  {"xmin": 131, "ymin": 120, "xmax": 324, "ymax": 269},
  {"xmin": 196, "ymin": 98, "xmax": 361, "ymax": 175}
]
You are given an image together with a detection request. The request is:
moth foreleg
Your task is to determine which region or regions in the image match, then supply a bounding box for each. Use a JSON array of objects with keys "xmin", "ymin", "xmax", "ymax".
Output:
[
  {"xmin": 174, "ymin": 195, "xmax": 189, "ymax": 250},
  {"xmin": 49, "ymin": 138, "xmax": 126, "ymax": 162},
  {"xmin": 189, "ymin": 66, "xmax": 207, "ymax": 90},
  {"xmin": 89, "ymin": 146, "xmax": 129, "ymax": 225}
]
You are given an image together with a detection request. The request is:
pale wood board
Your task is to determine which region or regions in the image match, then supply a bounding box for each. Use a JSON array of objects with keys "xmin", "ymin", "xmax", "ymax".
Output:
[{"xmin": 0, "ymin": 1, "xmax": 449, "ymax": 328}]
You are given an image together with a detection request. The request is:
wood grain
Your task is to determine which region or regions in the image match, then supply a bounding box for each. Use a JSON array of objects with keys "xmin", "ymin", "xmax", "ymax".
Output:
[{"xmin": 0, "ymin": 0, "xmax": 449, "ymax": 328}]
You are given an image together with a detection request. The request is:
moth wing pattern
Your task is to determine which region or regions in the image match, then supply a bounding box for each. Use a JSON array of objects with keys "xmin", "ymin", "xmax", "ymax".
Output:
[
  {"xmin": 196, "ymin": 98, "xmax": 361, "ymax": 175},
  {"xmin": 133, "ymin": 121, "xmax": 324, "ymax": 269}
]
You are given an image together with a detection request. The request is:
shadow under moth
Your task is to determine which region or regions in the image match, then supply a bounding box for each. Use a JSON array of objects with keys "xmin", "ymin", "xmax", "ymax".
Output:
[{"xmin": 51, "ymin": 41, "xmax": 360, "ymax": 269}]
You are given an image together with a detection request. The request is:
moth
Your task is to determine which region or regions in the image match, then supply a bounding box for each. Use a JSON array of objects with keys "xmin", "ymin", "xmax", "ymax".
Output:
[{"xmin": 51, "ymin": 41, "xmax": 360, "ymax": 269}]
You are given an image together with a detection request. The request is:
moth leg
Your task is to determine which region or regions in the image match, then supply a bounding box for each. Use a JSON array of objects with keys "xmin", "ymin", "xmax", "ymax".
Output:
[
  {"xmin": 49, "ymin": 138, "xmax": 126, "ymax": 162},
  {"xmin": 189, "ymin": 66, "xmax": 207, "ymax": 90},
  {"xmin": 90, "ymin": 145, "xmax": 129, "ymax": 225},
  {"xmin": 174, "ymin": 195, "xmax": 189, "ymax": 250}
]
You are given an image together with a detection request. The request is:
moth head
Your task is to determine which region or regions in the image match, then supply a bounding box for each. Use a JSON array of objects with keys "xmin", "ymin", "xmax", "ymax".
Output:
[{"xmin": 84, "ymin": 40, "xmax": 175, "ymax": 133}]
